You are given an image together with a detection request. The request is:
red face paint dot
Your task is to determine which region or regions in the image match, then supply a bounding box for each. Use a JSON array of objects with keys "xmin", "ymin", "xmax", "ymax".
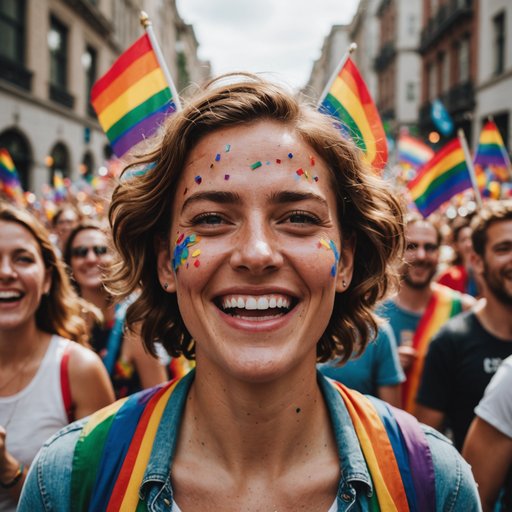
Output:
[
  {"xmin": 194, "ymin": 259, "xmax": 200, "ymax": 267},
  {"xmin": 276, "ymin": 159, "xmax": 281, "ymax": 164},
  {"xmin": 310, "ymin": 156, "xmax": 315, "ymax": 165}
]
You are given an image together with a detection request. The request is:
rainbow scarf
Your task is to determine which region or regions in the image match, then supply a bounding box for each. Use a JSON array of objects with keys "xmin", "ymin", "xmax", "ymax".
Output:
[
  {"xmin": 402, "ymin": 285, "xmax": 462, "ymax": 413},
  {"xmin": 70, "ymin": 374, "xmax": 435, "ymax": 512}
]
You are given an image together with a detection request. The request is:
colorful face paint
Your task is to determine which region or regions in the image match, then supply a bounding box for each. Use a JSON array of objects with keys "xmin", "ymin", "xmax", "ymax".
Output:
[
  {"xmin": 225, "ymin": 175, "xmax": 230, "ymax": 180},
  {"xmin": 225, "ymin": 145, "xmax": 231, "ymax": 152},
  {"xmin": 251, "ymin": 161, "xmax": 262, "ymax": 170},
  {"xmin": 288, "ymin": 153, "xmax": 293, "ymax": 158},
  {"xmin": 320, "ymin": 238, "xmax": 340, "ymax": 277},
  {"xmin": 172, "ymin": 234, "xmax": 201, "ymax": 271},
  {"xmin": 195, "ymin": 176, "xmax": 201, "ymax": 184},
  {"xmin": 215, "ymin": 154, "xmax": 221, "ymax": 162}
]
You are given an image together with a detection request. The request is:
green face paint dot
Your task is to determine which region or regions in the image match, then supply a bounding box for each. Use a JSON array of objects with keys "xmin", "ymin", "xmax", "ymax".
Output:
[
  {"xmin": 251, "ymin": 161, "xmax": 262, "ymax": 170},
  {"xmin": 296, "ymin": 408, "xmax": 301, "ymax": 413}
]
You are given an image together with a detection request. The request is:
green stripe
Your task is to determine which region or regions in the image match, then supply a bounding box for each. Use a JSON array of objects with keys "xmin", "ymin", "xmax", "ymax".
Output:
[
  {"xmin": 449, "ymin": 295, "xmax": 462, "ymax": 316},
  {"xmin": 70, "ymin": 413, "xmax": 117, "ymax": 512},
  {"xmin": 106, "ymin": 88, "xmax": 171, "ymax": 142},
  {"xmin": 414, "ymin": 161, "xmax": 467, "ymax": 207},
  {"xmin": 325, "ymin": 93, "xmax": 367, "ymax": 153}
]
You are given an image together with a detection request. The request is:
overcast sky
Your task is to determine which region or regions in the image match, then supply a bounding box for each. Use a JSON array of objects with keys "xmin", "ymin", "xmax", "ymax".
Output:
[{"xmin": 176, "ymin": 0, "xmax": 360, "ymax": 91}]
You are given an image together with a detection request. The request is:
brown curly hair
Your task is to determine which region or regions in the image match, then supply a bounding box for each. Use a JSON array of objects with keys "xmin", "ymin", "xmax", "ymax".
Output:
[
  {"xmin": 0, "ymin": 201, "xmax": 90, "ymax": 345},
  {"xmin": 106, "ymin": 73, "xmax": 405, "ymax": 364}
]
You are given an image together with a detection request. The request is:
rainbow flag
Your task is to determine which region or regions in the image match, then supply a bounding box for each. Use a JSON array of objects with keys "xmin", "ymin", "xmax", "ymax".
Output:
[
  {"xmin": 474, "ymin": 120, "xmax": 512, "ymax": 182},
  {"xmin": 402, "ymin": 285, "xmax": 462, "ymax": 413},
  {"xmin": 397, "ymin": 135, "xmax": 434, "ymax": 169},
  {"xmin": 53, "ymin": 170, "xmax": 66, "ymax": 202},
  {"xmin": 407, "ymin": 138, "xmax": 472, "ymax": 217},
  {"xmin": 0, "ymin": 148, "xmax": 23, "ymax": 204},
  {"xmin": 91, "ymin": 34, "xmax": 177, "ymax": 158},
  {"xmin": 319, "ymin": 57, "xmax": 387, "ymax": 171}
]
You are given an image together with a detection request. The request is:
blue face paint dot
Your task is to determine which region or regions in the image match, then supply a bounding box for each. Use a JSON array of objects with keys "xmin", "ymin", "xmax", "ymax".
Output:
[
  {"xmin": 288, "ymin": 153, "xmax": 293, "ymax": 158},
  {"xmin": 331, "ymin": 265, "xmax": 336, "ymax": 277}
]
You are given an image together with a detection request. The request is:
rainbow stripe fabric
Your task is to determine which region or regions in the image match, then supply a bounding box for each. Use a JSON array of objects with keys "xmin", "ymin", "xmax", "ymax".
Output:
[
  {"xmin": 474, "ymin": 120, "xmax": 512, "ymax": 182},
  {"xmin": 53, "ymin": 170, "xmax": 66, "ymax": 202},
  {"xmin": 407, "ymin": 138, "xmax": 472, "ymax": 217},
  {"xmin": 402, "ymin": 285, "xmax": 462, "ymax": 413},
  {"xmin": 320, "ymin": 57, "xmax": 387, "ymax": 172},
  {"xmin": 397, "ymin": 135, "xmax": 434, "ymax": 169},
  {"xmin": 91, "ymin": 34, "xmax": 177, "ymax": 158},
  {"xmin": 0, "ymin": 148, "xmax": 23, "ymax": 203}
]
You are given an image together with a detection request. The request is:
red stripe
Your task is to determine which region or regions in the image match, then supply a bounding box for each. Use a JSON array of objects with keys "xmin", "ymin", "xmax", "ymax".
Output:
[
  {"xmin": 91, "ymin": 34, "xmax": 153, "ymax": 102},
  {"xmin": 342, "ymin": 58, "xmax": 374, "ymax": 106},
  {"xmin": 60, "ymin": 342, "xmax": 74, "ymax": 423}
]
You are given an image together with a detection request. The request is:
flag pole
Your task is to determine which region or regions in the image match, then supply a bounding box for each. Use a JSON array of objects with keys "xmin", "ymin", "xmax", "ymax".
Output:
[
  {"xmin": 140, "ymin": 11, "xmax": 182, "ymax": 111},
  {"xmin": 458, "ymin": 128, "xmax": 483, "ymax": 208},
  {"xmin": 317, "ymin": 43, "xmax": 357, "ymax": 107}
]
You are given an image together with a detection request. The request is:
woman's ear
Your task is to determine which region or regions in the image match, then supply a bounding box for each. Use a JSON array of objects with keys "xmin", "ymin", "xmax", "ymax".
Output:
[
  {"xmin": 155, "ymin": 235, "xmax": 177, "ymax": 293},
  {"xmin": 335, "ymin": 233, "xmax": 356, "ymax": 293}
]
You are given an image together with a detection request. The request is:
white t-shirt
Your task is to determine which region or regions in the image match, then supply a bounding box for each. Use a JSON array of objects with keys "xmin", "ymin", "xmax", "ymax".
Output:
[
  {"xmin": 475, "ymin": 354, "xmax": 512, "ymax": 438},
  {"xmin": 0, "ymin": 336, "xmax": 71, "ymax": 512},
  {"xmin": 172, "ymin": 498, "xmax": 338, "ymax": 512}
]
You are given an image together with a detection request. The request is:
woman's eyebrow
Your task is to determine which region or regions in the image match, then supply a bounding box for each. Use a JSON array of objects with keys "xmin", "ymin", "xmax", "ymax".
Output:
[
  {"xmin": 266, "ymin": 190, "xmax": 328, "ymax": 207},
  {"xmin": 181, "ymin": 191, "xmax": 244, "ymax": 213}
]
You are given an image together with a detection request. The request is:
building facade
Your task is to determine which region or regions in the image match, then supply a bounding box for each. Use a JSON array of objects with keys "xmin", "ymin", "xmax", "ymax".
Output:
[
  {"xmin": 418, "ymin": 0, "xmax": 478, "ymax": 146},
  {"xmin": 375, "ymin": 0, "xmax": 422, "ymax": 133},
  {"xmin": 473, "ymin": 0, "xmax": 512, "ymax": 153},
  {"xmin": 0, "ymin": 0, "xmax": 209, "ymax": 195}
]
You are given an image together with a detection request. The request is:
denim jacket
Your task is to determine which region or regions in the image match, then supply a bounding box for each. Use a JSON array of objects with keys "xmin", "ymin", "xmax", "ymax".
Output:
[{"xmin": 19, "ymin": 371, "xmax": 481, "ymax": 511}]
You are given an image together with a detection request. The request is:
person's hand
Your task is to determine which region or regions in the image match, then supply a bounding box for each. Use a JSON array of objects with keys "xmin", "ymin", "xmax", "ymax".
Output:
[
  {"xmin": 0, "ymin": 425, "xmax": 19, "ymax": 483},
  {"xmin": 0, "ymin": 426, "xmax": 6, "ymax": 464},
  {"xmin": 398, "ymin": 345, "xmax": 418, "ymax": 371}
]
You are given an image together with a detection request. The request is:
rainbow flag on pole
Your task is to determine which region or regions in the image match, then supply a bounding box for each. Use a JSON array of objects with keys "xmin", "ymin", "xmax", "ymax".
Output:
[
  {"xmin": 397, "ymin": 135, "xmax": 434, "ymax": 169},
  {"xmin": 0, "ymin": 148, "xmax": 24, "ymax": 204},
  {"xmin": 53, "ymin": 170, "xmax": 66, "ymax": 202},
  {"xmin": 319, "ymin": 57, "xmax": 387, "ymax": 171},
  {"xmin": 474, "ymin": 120, "xmax": 512, "ymax": 182},
  {"xmin": 407, "ymin": 138, "xmax": 472, "ymax": 217},
  {"xmin": 91, "ymin": 34, "xmax": 177, "ymax": 158}
]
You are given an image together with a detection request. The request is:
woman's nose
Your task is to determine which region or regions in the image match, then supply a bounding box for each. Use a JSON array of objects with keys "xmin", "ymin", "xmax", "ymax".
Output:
[{"xmin": 0, "ymin": 256, "xmax": 16, "ymax": 281}]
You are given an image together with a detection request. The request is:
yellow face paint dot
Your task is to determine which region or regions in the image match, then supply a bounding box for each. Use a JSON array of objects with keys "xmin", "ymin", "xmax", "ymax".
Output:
[{"xmin": 192, "ymin": 249, "xmax": 201, "ymax": 257}]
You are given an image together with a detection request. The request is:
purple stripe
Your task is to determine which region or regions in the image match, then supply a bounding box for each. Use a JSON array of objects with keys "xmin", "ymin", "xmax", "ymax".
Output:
[
  {"xmin": 111, "ymin": 105, "xmax": 176, "ymax": 157},
  {"xmin": 388, "ymin": 404, "xmax": 436, "ymax": 512},
  {"xmin": 418, "ymin": 177, "xmax": 472, "ymax": 217},
  {"xmin": 474, "ymin": 154, "xmax": 508, "ymax": 166}
]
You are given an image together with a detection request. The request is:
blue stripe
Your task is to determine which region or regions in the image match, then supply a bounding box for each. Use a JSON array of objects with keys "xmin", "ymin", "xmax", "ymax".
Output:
[{"xmin": 367, "ymin": 396, "xmax": 419, "ymax": 512}]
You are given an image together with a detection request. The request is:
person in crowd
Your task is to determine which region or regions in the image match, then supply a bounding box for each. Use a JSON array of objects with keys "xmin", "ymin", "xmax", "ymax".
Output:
[
  {"xmin": 51, "ymin": 205, "xmax": 81, "ymax": 255},
  {"xmin": 64, "ymin": 223, "xmax": 168, "ymax": 398},
  {"xmin": 415, "ymin": 201, "xmax": 512, "ymax": 452},
  {"xmin": 19, "ymin": 75, "xmax": 479, "ymax": 511},
  {"xmin": 437, "ymin": 216, "xmax": 478, "ymax": 296},
  {"xmin": 378, "ymin": 213, "xmax": 475, "ymax": 412},
  {"xmin": 319, "ymin": 322, "xmax": 405, "ymax": 407},
  {"xmin": 463, "ymin": 355, "xmax": 512, "ymax": 512},
  {"xmin": 0, "ymin": 202, "xmax": 115, "ymax": 512}
]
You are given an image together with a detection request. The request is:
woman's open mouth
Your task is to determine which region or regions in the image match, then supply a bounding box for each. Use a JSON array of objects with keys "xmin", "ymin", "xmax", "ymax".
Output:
[
  {"xmin": 0, "ymin": 290, "xmax": 24, "ymax": 303},
  {"xmin": 214, "ymin": 294, "xmax": 297, "ymax": 322}
]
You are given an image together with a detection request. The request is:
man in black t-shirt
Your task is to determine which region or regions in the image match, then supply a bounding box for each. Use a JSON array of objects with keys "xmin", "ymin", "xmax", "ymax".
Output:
[{"xmin": 415, "ymin": 201, "xmax": 512, "ymax": 452}]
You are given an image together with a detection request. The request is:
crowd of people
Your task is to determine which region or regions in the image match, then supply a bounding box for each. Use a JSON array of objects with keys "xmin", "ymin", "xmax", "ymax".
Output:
[{"xmin": 0, "ymin": 74, "xmax": 511, "ymax": 511}]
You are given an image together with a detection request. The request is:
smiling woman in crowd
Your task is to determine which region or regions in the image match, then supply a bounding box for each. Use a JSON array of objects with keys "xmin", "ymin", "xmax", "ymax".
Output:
[
  {"xmin": 19, "ymin": 74, "xmax": 480, "ymax": 512},
  {"xmin": 0, "ymin": 203, "xmax": 114, "ymax": 512}
]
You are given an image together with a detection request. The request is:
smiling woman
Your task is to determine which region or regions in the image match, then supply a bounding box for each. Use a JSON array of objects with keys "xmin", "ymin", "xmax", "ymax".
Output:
[{"xmin": 19, "ymin": 75, "xmax": 480, "ymax": 512}]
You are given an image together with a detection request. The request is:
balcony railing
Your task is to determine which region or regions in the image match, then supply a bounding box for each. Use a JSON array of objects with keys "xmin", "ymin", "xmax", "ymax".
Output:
[
  {"xmin": 0, "ymin": 56, "xmax": 32, "ymax": 91},
  {"xmin": 49, "ymin": 84, "xmax": 75, "ymax": 109},
  {"xmin": 420, "ymin": 0, "xmax": 473, "ymax": 53},
  {"xmin": 374, "ymin": 42, "xmax": 396, "ymax": 72}
]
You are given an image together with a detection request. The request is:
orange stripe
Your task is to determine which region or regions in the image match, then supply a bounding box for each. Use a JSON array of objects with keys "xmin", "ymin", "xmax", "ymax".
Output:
[
  {"xmin": 339, "ymin": 66, "xmax": 361, "ymax": 102},
  {"xmin": 92, "ymin": 51, "xmax": 160, "ymax": 115}
]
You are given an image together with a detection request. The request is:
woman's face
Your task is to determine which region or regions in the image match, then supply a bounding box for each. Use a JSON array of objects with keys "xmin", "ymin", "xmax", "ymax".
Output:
[
  {"xmin": 157, "ymin": 121, "xmax": 354, "ymax": 383},
  {"xmin": 55, "ymin": 209, "xmax": 78, "ymax": 240},
  {"xmin": 0, "ymin": 220, "xmax": 52, "ymax": 331},
  {"xmin": 70, "ymin": 229, "xmax": 110, "ymax": 291}
]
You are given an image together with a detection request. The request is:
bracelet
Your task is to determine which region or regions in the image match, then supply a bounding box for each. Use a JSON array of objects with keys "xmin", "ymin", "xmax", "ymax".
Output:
[{"xmin": 0, "ymin": 462, "xmax": 24, "ymax": 489}]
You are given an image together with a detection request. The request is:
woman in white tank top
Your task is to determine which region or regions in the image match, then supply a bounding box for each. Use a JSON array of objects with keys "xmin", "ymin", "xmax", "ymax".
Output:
[{"xmin": 0, "ymin": 203, "xmax": 115, "ymax": 512}]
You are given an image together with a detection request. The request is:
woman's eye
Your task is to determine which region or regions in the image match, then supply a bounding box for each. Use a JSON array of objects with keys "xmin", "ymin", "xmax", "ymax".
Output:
[
  {"xmin": 194, "ymin": 213, "xmax": 226, "ymax": 225},
  {"xmin": 285, "ymin": 212, "xmax": 319, "ymax": 224},
  {"xmin": 17, "ymin": 256, "xmax": 34, "ymax": 263}
]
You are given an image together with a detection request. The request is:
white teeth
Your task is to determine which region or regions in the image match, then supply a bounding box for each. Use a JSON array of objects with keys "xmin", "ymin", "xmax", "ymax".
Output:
[
  {"xmin": 0, "ymin": 291, "xmax": 22, "ymax": 299},
  {"xmin": 246, "ymin": 298, "xmax": 257, "ymax": 310},
  {"xmin": 257, "ymin": 298, "xmax": 269, "ymax": 310},
  {"xmin": 232, "ymin": 312, "xmax": 285, "ymax": 322},
  {"xmin": 283, "ymin": 300, "xmax": 289, "ymax": 309},
  {"xmin": 269, "ymin": 298, "xmax": 276, "ymax": 308},
  {"xmin": 237, "ymin": 297, "xmax": 244, "ymax": 308},
  {"xmin": 277, "ymin": 298, "xmax": 283, "ymax": 308},
  {"xmin": 231, "ymin": 298, "xmax": 237, "ymax": 308}
]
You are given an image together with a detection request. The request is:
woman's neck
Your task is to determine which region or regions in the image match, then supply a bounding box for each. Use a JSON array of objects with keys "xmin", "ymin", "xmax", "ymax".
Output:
[
  {"xmin": 178, "ymin": 351, "xmax": 335, "ymax": 476},
  {"xmin": 81, "ymin": 286, "xmax": 113, "ymax": 321},
  {"xmin": 0, "ymin": 319, "xmax": 41, "ymax": 366}
]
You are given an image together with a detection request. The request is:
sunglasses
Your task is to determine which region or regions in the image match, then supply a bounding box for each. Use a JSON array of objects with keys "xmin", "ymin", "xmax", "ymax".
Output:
[{"xmin": 71, "ymin": 245, "xmax": 108, "ymax": 258}]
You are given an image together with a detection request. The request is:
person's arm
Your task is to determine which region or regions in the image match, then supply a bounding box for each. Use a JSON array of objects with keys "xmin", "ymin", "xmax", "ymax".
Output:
[
  {"xmin": 68, "ymin": 343, "xmax": 116, "ymax": 419},
  {"xmin": 377, "ymin": 384, "xmax": 402, "ymax": 408},
  {"xmin": 462, "ymin": 417, "xmax": 512, "ymax": 512},
  {"xmin": 0, "ymin": 426, "xmax": 27, "ymax": 501},
  {"xmin": 461, "ymin": 293, "xmax": 476, "ymax": 311},
  {"xmin": 414, "ymin": 403, "xmax": 445, "ymax": 431}
]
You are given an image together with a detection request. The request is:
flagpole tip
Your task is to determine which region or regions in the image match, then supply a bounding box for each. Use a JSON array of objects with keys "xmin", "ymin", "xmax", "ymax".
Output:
[
  {"xmin": 140, "ymin": 11, "xmax": 151, "ymax": 28},
  {"xmin": 349, "ymin": 43, "xmax": 357, "ymax": 53}
]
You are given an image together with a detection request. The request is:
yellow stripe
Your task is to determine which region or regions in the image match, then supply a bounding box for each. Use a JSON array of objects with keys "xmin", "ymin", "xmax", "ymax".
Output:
[
  {"xmin": 329, "ymin": 76, "xmax": 377, "ymax": 164},
  {"xmin": 480, "ymin": 130, "xmax": 505, "ymax": 146},
  {"xmin": 82, "ymin": 399, "xmax": 128, "ymax": 437},
  {"xmin": 98, "ymin": 68, "xmax": 167, "ymax": 132},
  {"xmin": 120, "ymin": 380, "xmax": 179, "ymax": 511},
  {"xmin": 410, "ymin": 148, "xmax": 465, "ymax": 199}
]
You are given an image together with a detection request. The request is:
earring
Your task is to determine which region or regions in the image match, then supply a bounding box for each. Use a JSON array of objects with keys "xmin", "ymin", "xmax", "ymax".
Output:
[
  {"xmin": 164, "ymin": 283, "xmax": 168, "ymax": 290},
  {"xmin": 343, "ymin": 281, "xmax": 347, "ymax": 287}
]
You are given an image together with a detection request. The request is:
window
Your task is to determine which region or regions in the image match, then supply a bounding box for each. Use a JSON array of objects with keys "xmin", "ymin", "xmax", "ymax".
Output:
[
  {"xmin": 459, "ymin": 38, "xmax": 470, "ymax": 83},
  {"xmin": 48, "ymin": 16, "xmax": 68, "ymax": 89},
  {"xmin": 83, "ymin": 45, "xmax": 97, "ymax": 116},
  {"xmin": 0, "ymin": 0, "xmax": 25, "ymax": 62},
  {"xmin": 407, "ymin": 83, "xmax": 415, "ymax": 101},
  {"xmin": 494, "ymin": 12, "xmax": 505, "ymax": 75},
  {"xmin": 442, "ymin": 52, "xmax": 450, "ymax": 93},
  {"xmin": 50, "ymin": 142, "xmax": 69, "ymax": 181},
  {"xmin": 82, "ymin": 152, "xmax": 94, "ymax": 178},
  {"xmin": 428, "ymin": 62, "xmax": 437, "ymax": 102}
]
